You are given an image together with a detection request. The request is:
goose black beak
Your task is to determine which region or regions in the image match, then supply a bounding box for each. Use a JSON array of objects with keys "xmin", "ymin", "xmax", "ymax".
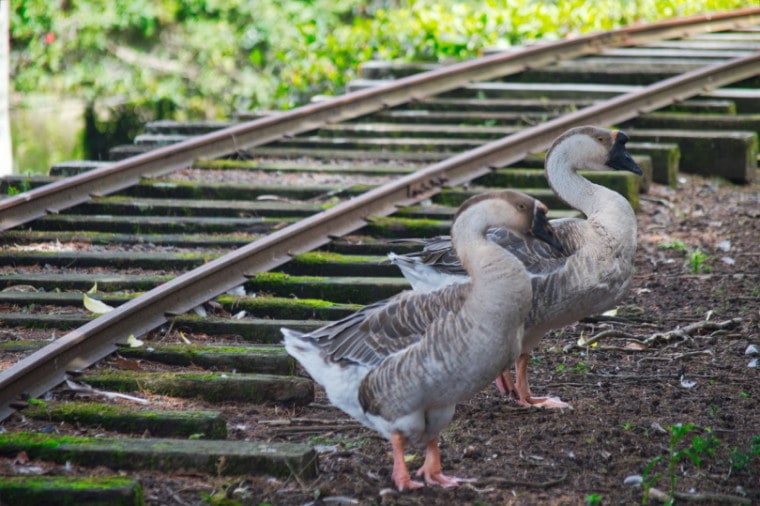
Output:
[
  {"xmin": 531, "ymin": 203, "xmax": 565, "ymax": 254},
  {"xmin": 606, "ymin": 131, "xmax": 643, "ymax": 175}
]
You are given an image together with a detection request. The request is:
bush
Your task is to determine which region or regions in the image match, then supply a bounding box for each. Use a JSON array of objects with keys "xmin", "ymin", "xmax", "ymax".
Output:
[{"xmin": 10, "ymin": 0, "xmax": 749, "ymax": 118}]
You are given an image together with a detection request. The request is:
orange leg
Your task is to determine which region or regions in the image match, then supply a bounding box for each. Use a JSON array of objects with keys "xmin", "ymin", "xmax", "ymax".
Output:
[
  {"xmin": 495, "ymin": 354, "xmax": 572, "ymax": 409},
  {"xmin": 493, "ymin": 355, "xmax": 523, "ymax": 401},
  {"xmin": 416, "ymin": 437, "xmax": 463, "ymax": 487},
  {"xmin": 494, "ymin": 368, "xmax": 515, "ymax": 396},
  {"xmin": 390, "ymin": 433, "xmax": 424, "ymax": 491},
  {"xmin": 514, "ymin": 353, "xmax": 572, "ymax": 409}
]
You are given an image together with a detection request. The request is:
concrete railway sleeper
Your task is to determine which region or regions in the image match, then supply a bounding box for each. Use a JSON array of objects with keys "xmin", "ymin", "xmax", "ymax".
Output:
[{"xmin": 0, "ymin": 10, "xmax": 758, "ymax": 504}]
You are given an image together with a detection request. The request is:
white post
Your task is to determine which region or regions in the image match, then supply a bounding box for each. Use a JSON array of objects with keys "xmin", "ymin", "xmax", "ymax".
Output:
[{"xmin": 0, "ymin": 0, "xmax": 12, "ymax": 176}]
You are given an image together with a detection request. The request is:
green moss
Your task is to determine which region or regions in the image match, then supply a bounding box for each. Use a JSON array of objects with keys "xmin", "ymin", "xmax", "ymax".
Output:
[
  {"xmin": 230, "ymin": 295, "xmax": 362, "ymax": 319},
  {"xmin": 291, "ymin": 251, "xmax": 383, "ymax": 265},
  {"xmin": 369, "ymin": 216, "xmax": 444, "ymax": 230},
  {"xmin": 247, "ymin": 273, "xmax": 407, "ymax": 305},
  {"xmin": 118, "ymin": 341, "xmax": 294, "ymax": 376},
  {"xmin": 364, "ymin": 216, "xmax": 449, "ymax": 237},
  {"xmin": 25, "ymin": 401, "xmax": 124, "ymax": 420},
  {"xmin": 26, "ymin": 398, "xmax": 47, "ymax": 408},
  {"xmin": 251, "ymin": 272, "xmax": 327, "ymax": 284},
  {"xmin": 176, "ymin": 371, "xmax": 223, "ymax": 381},
  {"xmin": 0, "ymin": 432, "xmax": 95, "ymax": 449},
  {"xmin": 23, "ymin": 401, "xmax": 228, "ymax": 439},
  {"xmin": 0, "ymin": 433, "xmax": 317, "ymax": 479},
  {"xmin": 222, "ymin": 295, "xmax": 347, "ymax": 310},
  {"xmin": 620, "ymin": 172, "xmax": 639, "ymax": 211},
  {"xmin": 0, "ymin": 475, "xmax": 144, "ymax": 506},
  {"xmin": 81, "ymin": 370, "xmax": 314, "ymax": 405},
  {"xmin": 85, "ymin": 369, "xmax": 224, "ymax": 384},
  {"xmin": 477, "ymin": 168, "xmax": 547, "ymax": 188},
  {"xmin": 174, "ymin": 251, "xmax": 219, "ymax": 262},
  {"xmin": 2, "ymin": 475, "xmax": 137, "ymax": 490},
  {"xmin": 194, "ymin": 159, "xmax": 262, "ymax": 170}
]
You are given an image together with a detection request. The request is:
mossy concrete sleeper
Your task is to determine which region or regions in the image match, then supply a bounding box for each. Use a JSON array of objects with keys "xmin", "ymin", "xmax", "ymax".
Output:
[
  {"xmin": 0, "ymin": 432, "xmax": 318, "ymax": 479},
  {"xmin": 0, "ymin": 475, "xmax": 143, "ymax": 506},
  {"xmin": 79, "ymin": 370, "xmax": 314, "ymax": 405},
  {"xmin": 22, "ymin": 401, "xmax": 227, "ymax": 439}
]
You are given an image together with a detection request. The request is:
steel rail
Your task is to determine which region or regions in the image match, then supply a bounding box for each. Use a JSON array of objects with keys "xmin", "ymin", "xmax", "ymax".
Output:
[
  {"xmin": 1, "ymin": 7, "xmax": 758, "ymax": 231},
  {"xmin": 1, "ymin": 52, "xmax": 758, "ymax": 421}
]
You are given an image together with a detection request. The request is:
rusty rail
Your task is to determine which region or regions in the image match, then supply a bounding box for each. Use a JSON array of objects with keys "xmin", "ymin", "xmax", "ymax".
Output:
[
  {"xmin": 1, "ymin": 48, "xmax": 758, "ymax": 421},
  {"xmin": 1, "ymin": 7, "xmax": 758, "ymax": 231}
]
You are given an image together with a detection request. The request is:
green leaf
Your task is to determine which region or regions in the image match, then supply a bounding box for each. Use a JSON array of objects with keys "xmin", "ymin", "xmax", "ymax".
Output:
[
  {"xmin": 82, "ymin": 293, "xmax": 114, "ymax": 314},
  {"xmin": 126, "ymin": 334, "xmax": 144, "ymax": 348}
]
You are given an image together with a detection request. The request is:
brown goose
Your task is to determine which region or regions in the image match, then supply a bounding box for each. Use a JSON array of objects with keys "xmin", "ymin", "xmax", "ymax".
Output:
[
  {"xmin": 282, "ymin": 190, "xmax": 562, "ymax": 491},
  {"xmin": 388, "ymin": 126, "xmax": 642, "ymax": 409}
]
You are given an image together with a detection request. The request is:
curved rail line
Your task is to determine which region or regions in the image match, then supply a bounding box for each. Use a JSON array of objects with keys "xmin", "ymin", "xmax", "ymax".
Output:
[
  {"xmin": 1, "ymin": 7, "xmax": 758, "ymax": 231},
  {"xmin": 1, "ymin": 46, "xmax": 758, "ymax": 420}
]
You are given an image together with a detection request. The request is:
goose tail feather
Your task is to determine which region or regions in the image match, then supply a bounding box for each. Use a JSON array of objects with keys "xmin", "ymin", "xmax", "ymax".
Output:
[
  {"xmin": 388, "ymin": 252, "xmax": 466, "ymax": 292},
  {"xmin": 281, "ymin": 327, "xmax": 319, "ymax": 367},
  {"xmin": 281, "ymin": 327, "xmax": 370, "ymax": 422}
]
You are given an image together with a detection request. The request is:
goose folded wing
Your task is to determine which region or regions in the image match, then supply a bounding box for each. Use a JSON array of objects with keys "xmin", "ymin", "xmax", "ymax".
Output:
[
  {"xmin": 389, "ymin": 236, "xmax": 464, "ymax": 274},
  {"xmin": 304, "ymin": 283, "xmax": 470, "ymax": 368},
  {"xmin": 488, "ymin": 219, "xmax": 584, "ymax": 275},
  {"xmin": 395, "ymin": 220, "xmax": 582, "ymax": 278}
]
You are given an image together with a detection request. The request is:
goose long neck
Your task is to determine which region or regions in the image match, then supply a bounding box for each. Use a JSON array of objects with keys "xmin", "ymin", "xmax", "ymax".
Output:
[
  {"xmin": 546, "ymin": 139, "xmax": 637, "ymax": 240},
  {"xmin": 453, "ymin": 214, "xmax": 526, "ymax": 297},
  {"xmin": 545, "ymin": 142, "xmax": 607, "ymax": 217}
]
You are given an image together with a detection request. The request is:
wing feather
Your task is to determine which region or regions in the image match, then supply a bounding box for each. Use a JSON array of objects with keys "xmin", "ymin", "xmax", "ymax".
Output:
[
  {"xmin": 293, "ymin": 283, "xmax": 471, "ymax": 368},
  {"xmin": 391, "ymin": 218, "xmax": 585, "ymax": 276}
]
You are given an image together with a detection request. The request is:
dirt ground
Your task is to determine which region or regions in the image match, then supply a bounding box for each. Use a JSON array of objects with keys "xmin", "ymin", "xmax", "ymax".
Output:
[
  {"xmin": 1, "ymin": 173, "xmax": 758, "ymax": 505},
  {"xmin": 243, "ymin": 172, "xmax": 759, "ymax": 506}
]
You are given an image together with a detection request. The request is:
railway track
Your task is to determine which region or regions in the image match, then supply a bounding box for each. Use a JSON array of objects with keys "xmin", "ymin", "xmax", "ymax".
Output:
[{"xmin": 0, "ymin": 9, "xmax": 758, "ymax": 504}]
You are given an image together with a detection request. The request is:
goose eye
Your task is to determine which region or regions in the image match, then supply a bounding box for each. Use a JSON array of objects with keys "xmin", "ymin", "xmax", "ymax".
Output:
[{"xmin": 596, "ymin": 136, "xmax": 604, "ymax": 142}]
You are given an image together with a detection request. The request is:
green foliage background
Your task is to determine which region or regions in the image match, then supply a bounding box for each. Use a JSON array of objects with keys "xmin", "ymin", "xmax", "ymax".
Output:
[{"xmin": 11, "ymin": 0, "xmax": 748, "ymax": 118}]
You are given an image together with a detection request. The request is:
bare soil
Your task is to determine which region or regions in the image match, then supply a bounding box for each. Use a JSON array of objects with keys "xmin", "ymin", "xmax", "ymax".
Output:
[
  {"xmin": 2, "ymin": 173, "xmax": 758, "ymax": 505},
  {"xmin": 247, "ymin": 173, "xmax": 760, "ymax": 506}
]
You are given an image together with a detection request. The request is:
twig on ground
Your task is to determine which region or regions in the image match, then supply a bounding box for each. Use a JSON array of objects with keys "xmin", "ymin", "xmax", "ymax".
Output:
[
  {"xmin": 63, "ymin": 378, "xmax": 149, "ymax": 404},
  {"xmin": 563, "ymin": 329, "xmax": 639, "ymax": 352},
  {"xmin": 564, "ymin": 318, "xmax": 742, "ymax": 352},
  {"xmin": 580, "ymin": 315, "xmax": 635, "ymax": 324},
  {"xmin": 302, "ymin": 496, "xmax": 360, "ymax": 505},
  {"xmin": 643, "ymin": 318, "xmax": 742, "ymax": 347},
  {"xmin": 648, "ymin": 487, "xmax": 751, "ymax": 505},
  {"xmin": 476, "ymin": 472, "xmax": 567, "ymax": 489},
  {"xmin": 166, "ymin": 486, "xmax": 192, "ymax": 506},
  {"xmin": 159, "ymin": 317, "xmax": 177, "ymax": 342},
  {"xmin": 274, "ymin": 424, "xmax": 363, "ymax": 434},
  {"xmin": 636, "ymin": 350, "xmax": 717, "ymax": 364},
  {"xmin": 259, "ymin": 417, "xmax": 357, "ymax": 426},
  {"xmin": 670, "ymin": 350, "xmax": 715, "ymax": 360},
  {"xmin": 640, "ymin": 196, "xmax": 675, "ymax": 209},
  {"xmin": 284, "ymin": 458, "xmax": 311, "ymax": 490}
]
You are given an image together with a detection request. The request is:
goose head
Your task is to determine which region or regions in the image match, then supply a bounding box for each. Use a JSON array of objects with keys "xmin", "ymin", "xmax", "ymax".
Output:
[
  {"xmin": 452, "ymin": 190, "xmax": 564, "ymax": 253},
  {"xmin": 548, "ymin": 126, "xmax": 643, "ymax": 175}
]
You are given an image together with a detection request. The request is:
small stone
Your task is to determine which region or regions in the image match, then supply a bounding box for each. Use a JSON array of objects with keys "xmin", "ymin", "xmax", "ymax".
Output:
[
  {"xmin": 624, "ymin": 475, "xmax": 643, "ymax": 486},
  {"xmin": 680, "ymin": 375, "xmax": 697, "ymax": 389},
  {"xmin": 378, "ymin": 488, "xmax": 396, "ymax": 503},
  {"xmin": 463, "ymin": 445, "xmax": 481, "ymax": 458},
  {"xmin": 745, "ymin": 344, "xmax": 758, "ymax": 356},
  {"xmin": 226, "ymin": 285, "xmax": 247, "ymax": 296}
]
